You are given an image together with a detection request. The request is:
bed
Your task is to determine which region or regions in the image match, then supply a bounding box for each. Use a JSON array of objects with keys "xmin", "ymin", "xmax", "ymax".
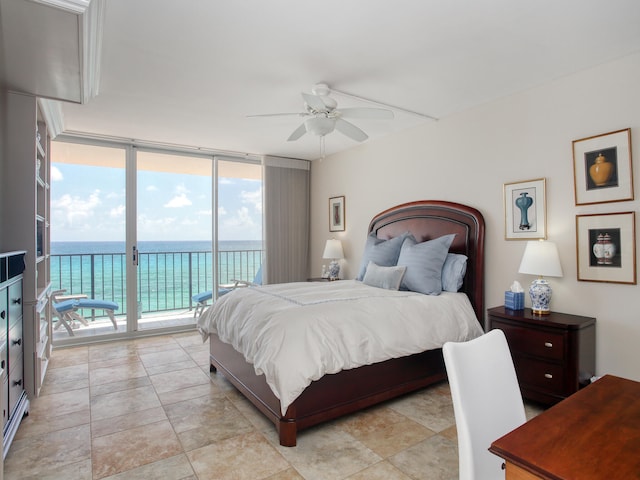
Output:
[{"xmin": 201, "ymin": 200, "xmax": 485, "ymax": 446}]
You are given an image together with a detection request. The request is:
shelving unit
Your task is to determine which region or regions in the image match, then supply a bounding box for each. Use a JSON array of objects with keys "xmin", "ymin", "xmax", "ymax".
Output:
[{"xmin": 1, "ymin": 91, "xmax": 53, "ymax": 403}]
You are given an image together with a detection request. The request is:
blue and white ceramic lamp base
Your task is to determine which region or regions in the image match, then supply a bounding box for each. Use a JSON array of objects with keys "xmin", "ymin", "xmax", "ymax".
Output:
[{"xmin": 529, "ymin": 278, "xmax": 552, "ymax": 315}]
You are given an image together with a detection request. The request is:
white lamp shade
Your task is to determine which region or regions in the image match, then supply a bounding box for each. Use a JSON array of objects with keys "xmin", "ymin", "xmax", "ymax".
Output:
[
  {"xmin": 323, "ymin": 239, "xmax": 344, "ymax": 259},
  {"xmin": 518, "ymin": 240, "xmax": 563, "ymax": 278}
]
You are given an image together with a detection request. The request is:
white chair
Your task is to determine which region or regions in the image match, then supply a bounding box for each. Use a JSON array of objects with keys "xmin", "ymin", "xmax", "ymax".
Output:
[{"xmin": 443, "ymin": 329, "xmax": 526, "ymax": 480}]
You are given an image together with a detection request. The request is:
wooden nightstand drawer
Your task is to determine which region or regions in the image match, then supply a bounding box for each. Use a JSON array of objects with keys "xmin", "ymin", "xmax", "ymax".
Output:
[
  {"xmin": 514, "ymin": 356, "xmax": 565, "ymax": 394},
  {"xmin": 492, "ymin": 320, "xmax": 564, "ymax": 362}
]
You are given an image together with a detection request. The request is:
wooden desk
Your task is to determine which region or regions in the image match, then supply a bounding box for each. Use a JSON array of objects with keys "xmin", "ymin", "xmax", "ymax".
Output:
[{"xmin": 489, "ymin": 375, "xmax": 640, "ymax": 479}]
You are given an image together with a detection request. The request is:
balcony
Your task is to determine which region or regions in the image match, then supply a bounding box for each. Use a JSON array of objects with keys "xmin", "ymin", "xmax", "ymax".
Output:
[{"xmin": 50, "ymin": 248, "xmax": 262, "ymax": 341}]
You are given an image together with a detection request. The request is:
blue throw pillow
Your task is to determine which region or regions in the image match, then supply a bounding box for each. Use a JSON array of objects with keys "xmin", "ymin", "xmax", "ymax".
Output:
[
  {"xmin": 441, "ymin": 253, "xmax": 468, "ymax": 292},
  {"xmin": 356, "ymin": 233, "xmax": 408, "ymax": 280},
  {"xmin": 397, "ymin": 234, "xmax": 456, "ymax": 295},
  {"xmin": 362, "ymin": 261, "xmax": 407, "ymax": 290}
]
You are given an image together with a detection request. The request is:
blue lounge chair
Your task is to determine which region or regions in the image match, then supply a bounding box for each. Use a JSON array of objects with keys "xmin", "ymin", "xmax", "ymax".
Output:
[
  {"xmin": 52, "ymin": 290, "xmax": 119, "ymax": 336},
  {"xmin": 192, "ymin": 266, "xmax": 262, "ymax": 317}
]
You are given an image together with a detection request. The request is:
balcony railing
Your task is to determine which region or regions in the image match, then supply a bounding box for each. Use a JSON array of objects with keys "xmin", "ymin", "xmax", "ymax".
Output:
[{"xmin": 50, "ymin": 249, "xmax": 263, "ymax": 318}]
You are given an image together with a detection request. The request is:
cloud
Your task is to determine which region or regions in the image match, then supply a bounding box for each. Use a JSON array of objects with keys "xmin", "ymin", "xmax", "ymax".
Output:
[
  {"xmin": 218, "ymin": 206, "xmax": 227, "ymax": 216},
  {"xmin": 146, "ymin": 185, "xmax": 158, "ymax": 192},
  {"xmin": 164, "ymin": 193, "xmax": 192, "ymax": 208},
  {"xmin": 50, "ymin": 165, "xmax": 63, "ymax": 181},
  {"xmin": 241, "ymin": 187, "xmax": 263, "ymax": 213},
  {"xmin": 223, "ymin": 206, "xmax": 255, "ymax": 228},
  {"xmin": 110, "ymin": 204, "xmax": 125, "ymax": 218},
  {"xmin": 51, "ymin": 190, "xmax": 102, "ymax": 225}
]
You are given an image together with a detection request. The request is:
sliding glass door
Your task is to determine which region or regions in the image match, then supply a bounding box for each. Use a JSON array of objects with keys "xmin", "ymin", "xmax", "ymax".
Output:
[{"xmin": 50, "ymin": 139, "xmax": 263, "ymax": 343}]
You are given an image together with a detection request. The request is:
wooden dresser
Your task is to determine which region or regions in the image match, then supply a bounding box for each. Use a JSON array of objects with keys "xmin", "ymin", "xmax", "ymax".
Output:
[{"xmin": 487, "ymin": 306, "xmax": 596, "ymax": 405}]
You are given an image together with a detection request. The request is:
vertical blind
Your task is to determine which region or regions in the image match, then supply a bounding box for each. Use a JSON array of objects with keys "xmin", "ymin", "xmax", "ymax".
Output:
[{"xmin": 263, "ymin": 156, "xmax": 310, "ymax": 284}]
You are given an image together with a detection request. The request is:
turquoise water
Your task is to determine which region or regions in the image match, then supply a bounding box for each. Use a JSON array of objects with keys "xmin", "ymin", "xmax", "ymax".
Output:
[{"xmin": 51, "ymin": 240, "xmax": 263, "ymax": 315}]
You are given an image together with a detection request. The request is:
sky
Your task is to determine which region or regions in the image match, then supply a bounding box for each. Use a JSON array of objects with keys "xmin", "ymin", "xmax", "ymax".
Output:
[{"xmin": 50, "ymin": 162, "xmax": 263, "ymax": 243}]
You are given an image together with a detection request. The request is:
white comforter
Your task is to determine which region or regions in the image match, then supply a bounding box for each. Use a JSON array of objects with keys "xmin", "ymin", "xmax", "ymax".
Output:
[{"xmin": 198, "ymin": 280, "xmax": 483, "ymax": 414}]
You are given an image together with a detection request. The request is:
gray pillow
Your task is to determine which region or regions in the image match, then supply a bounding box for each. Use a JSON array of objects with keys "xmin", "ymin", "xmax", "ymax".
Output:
[
  {"xmin": 362, "ymin": 261, "xmax": 407, "ymax": 290},
  {"xmin": 442, "ymin": 253, "xmax": 468, "ymax": 292},
  {"xmin": 356, "ymin": 233, "xmax": 408, "ymax": 280},
  {"xmin": 397, "ymin": 234, "xmax": 456, "ymax": 295}
]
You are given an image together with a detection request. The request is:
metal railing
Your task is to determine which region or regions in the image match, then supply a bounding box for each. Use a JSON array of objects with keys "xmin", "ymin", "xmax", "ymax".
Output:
[{"xmin": 50, "ymin": 249, "xmax": 263, "ymax": 318}]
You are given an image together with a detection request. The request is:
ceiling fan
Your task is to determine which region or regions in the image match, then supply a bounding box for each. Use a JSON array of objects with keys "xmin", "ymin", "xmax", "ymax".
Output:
[{"xmin": 248, "ymin": 83, "xmax": 395, "ymax": 143}]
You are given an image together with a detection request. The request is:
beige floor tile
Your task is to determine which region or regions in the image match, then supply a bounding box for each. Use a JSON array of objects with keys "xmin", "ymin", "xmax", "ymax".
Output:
[
  {"xmin": 44, "ymin": 363, "xmax": 89, "ymax": 385},
  {"xmin": 148, "ymin": 365, "xmax": 211, "ymax": 394},
  {"xmin": 14, "ymin": 407, "xmax": 90, "ymax": 440},
  {"xmin": 88, "ymin": 342, "xmax": 138, "ymax": 363},
  {"xmin": 269, "ymin": 424, "xmax": 381, "ymax": 480},
  {"xmin": 389, "ymin": 434, "xmax": 459, "ymax": 480},
  {"xmin": 27, "ymin": 387, "xmax": 90, "ymax": 419},
  {"xmin": 145, "ymin": 358, "xmax": 198, "ymax": 376},
  {"xmin": 388, "ymin": 386, "xmax": 456, "ymax": 433},
  {"xmin": 4, "ymin": 424, "xmax": 91, "ymax": 478},
  {"xmin": 90, "ymin": 360, "xmax": 148, "ymax": 386},
  {"xmin": 89, "ymin": 374, "xmax": 151, "ymax": 397},
  {"xmin": 100, "ymin": 453, "xmax": 194, "ymax": 480},
  {"xmin": 48, "ymin": 346, "xmax": 89, "ymax": 369},
  {"xmin": 338, "ymin": 406, "xmax": 435, "ymax": 458},
  {"xmin": 157, "ymin": 381, "xmax": 225, "ymax": 405},
  {"xmin": 346, "ymin": 460, "xmax": 413, "ymax": 479},
  {"xmin": 91, "ymin": 420, "xmax": 183, "ymax": 479},
  {"xmin": 91, "ymin": 405, "xmax": 168, "ymax": 438},
  {"xmin": 187, "ymin": 431, "xmax": 290, "ymax": 480},
  {"xmin": 90, "ymin": 384, "xmax": 161, "ymax": 421},
  {"xmin": 265, "ymin": 467, "xmax": 305, "ymax": 479}
]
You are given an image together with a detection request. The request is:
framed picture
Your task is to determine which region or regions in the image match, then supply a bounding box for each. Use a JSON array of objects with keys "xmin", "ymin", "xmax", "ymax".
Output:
[
  {"xmin": 576, "ymin": 211, "xmax": 636, "ymax": 284},
  {"xmin": 572, "ymin": 128, "xmax": 633, "ymax": 205},
  {"xmin": 504, "ymin": 178, "xmax": 546, "ymax": 240},
  {"xmin": 329, "ymin": 196, "xmax": 345, "ymax": 232}
]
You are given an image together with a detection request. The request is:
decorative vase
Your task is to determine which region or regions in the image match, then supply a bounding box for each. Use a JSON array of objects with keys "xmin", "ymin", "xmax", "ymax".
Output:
[
  {"xmin": 593, "ymin": 234, "xmax": 606, "ymax": 264},
  {"xmin": 589, "ymin": 153, "xmax": 614, "ymax": 186},
  {"xmin": 602, "ymin": 233, "xmax": 616, "ymax": 265},
  {"xmin": 593, "ymin": 233, "xmax": 615, "ymax": 265},
  {"xmin": 529, "ymin": 278, "xmax": 552, "ymax": 315},
  {"xmin": 515, "ymin": 192, "xmax": 533, "ymax": 230}
]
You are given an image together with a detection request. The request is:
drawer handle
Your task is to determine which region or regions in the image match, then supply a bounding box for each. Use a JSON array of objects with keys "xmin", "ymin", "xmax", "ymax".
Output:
[
  {"xmin": 0, "ymin": 360, "xmax": 4, "ymax": 369},
  {"xmin": 12, "ymin": 379, "xmax": 22, "ymax": 387},
  {"xmin": 544, "ymin": 342, "xmax": 553, "ymax": 348},
  {"xmin": 11, "ymin": 338, "xmax": 21, "ymax": 346},
  {"xmin": 12, "ymin": 298, "xmax": 21, "ymax": 305},
  {"xmin": 0, "ymin": 310, "xmax": 4, "ymax": 319},
  {"xmin": 544, "ymin": 373, "xmax": 553, "ymax": 379}
]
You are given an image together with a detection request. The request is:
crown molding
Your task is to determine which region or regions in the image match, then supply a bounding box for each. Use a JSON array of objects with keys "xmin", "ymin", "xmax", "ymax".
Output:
[{"xmin": 38, "ymin": 98, "xmax": 65, "ymax": 139}]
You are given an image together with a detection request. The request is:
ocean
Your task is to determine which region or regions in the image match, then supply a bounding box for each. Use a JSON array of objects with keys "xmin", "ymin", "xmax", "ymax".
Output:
[{"xmin": 50, "ymin": 240, "xmax": 263, "ymax": 316}]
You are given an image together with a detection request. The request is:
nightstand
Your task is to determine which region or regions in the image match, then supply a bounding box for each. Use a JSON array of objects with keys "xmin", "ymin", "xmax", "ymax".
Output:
[{"xmin": 487, "ymin": 306, "xmax": 596, "ymax": 406}]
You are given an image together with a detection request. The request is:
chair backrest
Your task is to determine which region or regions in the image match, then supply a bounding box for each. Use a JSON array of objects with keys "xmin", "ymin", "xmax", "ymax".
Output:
[
  {"xmin": 253, "ymin": 265, "xmax": 263, "ymax": 285},
  {"xmin": 443, "ymin": 329, "xmax": 526, "ymax": 480}
]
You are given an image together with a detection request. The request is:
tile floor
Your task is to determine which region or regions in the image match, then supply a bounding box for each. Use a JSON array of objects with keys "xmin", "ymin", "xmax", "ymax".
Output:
[{"xmin": 4, "ymin": 332, "xmax": 543, "ymax": 479}]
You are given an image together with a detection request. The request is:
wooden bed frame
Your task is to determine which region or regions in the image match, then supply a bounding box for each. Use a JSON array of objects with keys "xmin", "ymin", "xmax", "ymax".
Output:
[{"xmin": 209, "ymin": 200, "xmax": 485, "ymax": 446}]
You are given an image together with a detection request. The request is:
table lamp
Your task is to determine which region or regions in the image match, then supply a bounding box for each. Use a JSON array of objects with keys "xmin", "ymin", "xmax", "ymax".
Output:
[
  {"xmin": 323, "ymin": 239, "xmax": 344, "ymax": 280},
  {"xmin": 518, "ymin": 240, "xmax": 563, "ymax": 315}
]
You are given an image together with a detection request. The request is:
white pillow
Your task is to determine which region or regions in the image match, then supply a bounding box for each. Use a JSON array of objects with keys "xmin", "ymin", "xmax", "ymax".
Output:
[{"xmin": 362, "ymin": 261, "xmax": 407, "ymax": 290}]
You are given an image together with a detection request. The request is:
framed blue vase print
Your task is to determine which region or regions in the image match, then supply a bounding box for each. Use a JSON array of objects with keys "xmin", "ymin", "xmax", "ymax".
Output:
[{"xmin": 504, "ymin": 178, "xmax": 547, "ymax": 240}]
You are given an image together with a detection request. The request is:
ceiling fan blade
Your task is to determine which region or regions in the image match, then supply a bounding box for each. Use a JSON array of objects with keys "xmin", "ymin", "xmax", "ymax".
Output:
[
  {"xmin": 287, "ymin": 123, "xmax": 307, "ymax": 141},
  {"xmin": 338, "ymin": 107, "xmax": 394, "ymax": 119},
  {"xmin": 301, "ymin": 92, "xmax": 329, "ymax": 112},
  {"xmin": 335, "ymin": 118, "xmax": 368, "ymax": 142},
  {"xmin": 247, "ymin": 112, "xmax": 306, "ymax": 118}
]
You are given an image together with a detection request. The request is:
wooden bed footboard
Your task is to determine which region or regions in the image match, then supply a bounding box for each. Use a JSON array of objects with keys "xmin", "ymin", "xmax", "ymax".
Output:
[{"xmin": 210, "ymin": 333, "xmax": 446, "ymax": 446}]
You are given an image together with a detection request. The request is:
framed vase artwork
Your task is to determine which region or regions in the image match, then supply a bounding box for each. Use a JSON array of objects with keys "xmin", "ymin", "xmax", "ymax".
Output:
[
  {"xmin": 576, "ymin": 211, "xmax": 636, "ymax": 284},
  {"xmin": 504, "ymin": 178, "xmax": 547, "ymax": 240},
  {"xmin": 572, "ymin": 128, "xmax": 633, "ymax": 205},
  {"xmin": 329, "ymin": 196, "xmax": 345, "ymax": 232}
]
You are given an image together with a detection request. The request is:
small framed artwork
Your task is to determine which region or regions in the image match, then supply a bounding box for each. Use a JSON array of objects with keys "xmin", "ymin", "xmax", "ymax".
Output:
[
  {"xmin": 504, "ymin": 178, "xmax": 547, "ymax": 240},
  {"xmin": 329, "ymin": 196, "xmax": 345, "ymax": 232},
  {"xmin": 572, "ymin": 128, "xmax": 633, "ymax": 205},
  {"xmin": 576, "ymin": 211, "xmax": 636, "ymax": 284}
]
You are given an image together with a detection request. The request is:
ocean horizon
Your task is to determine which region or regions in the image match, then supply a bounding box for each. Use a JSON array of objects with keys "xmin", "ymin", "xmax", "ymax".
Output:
[{"xmin": 50, "ymin": 240, "xmax": 263, "ymax": 316}]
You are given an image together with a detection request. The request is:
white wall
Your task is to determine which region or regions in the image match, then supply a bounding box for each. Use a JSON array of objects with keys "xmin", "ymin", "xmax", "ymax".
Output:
[{"xmin": 310, "ymin": 52, "xmax": 640, "ymax": 381}]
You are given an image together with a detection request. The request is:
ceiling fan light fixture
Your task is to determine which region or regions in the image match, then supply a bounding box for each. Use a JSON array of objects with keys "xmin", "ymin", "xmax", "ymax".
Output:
[{"xmin": 304, "ymin": 116, "xmax": 335, "ymax": 136}]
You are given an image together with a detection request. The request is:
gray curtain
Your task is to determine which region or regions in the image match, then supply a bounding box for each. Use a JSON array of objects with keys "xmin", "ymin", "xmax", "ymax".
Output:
[{"xmin": 263, "ymin": 156, "xmax": 310, "ymax": 284}]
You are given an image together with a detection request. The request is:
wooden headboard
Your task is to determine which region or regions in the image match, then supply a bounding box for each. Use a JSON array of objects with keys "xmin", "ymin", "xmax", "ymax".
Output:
[{"xmin": 368, "ymin": 200, "xmax": 485, "ymax": 325}]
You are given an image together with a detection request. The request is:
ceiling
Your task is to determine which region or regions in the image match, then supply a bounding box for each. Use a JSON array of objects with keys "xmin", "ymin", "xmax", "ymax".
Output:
[{"xmin": 4, "ymin": 0, "xmax": 640, "ymax": 161}]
